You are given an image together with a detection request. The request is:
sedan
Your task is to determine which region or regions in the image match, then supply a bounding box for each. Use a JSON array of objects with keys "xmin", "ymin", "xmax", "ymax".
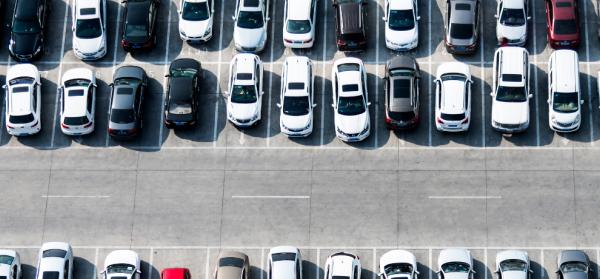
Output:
[
  {"xmin": 121, "ymin": 0, "xmax": 160, "ymax": 51},
  {"xmin": 495, "ymin": 250, "xmax": 531, "ymax": 279},
  {"xmin": 379, "ymin": 250, "xmax": 419, "ymax": 279},
  {"xmin": 101, "ymin": 250, "xmax": 141, "ymax": 279},
  {"xmin": 36, "ymin": 243, "xmax": 73, "ymax": 279},
  {"xmin": 384, "ymin": 56, "xmax": 420, "ymax": 130},
  {"xmin": 178, "ymin": 0, "xmax": 214, "ymax": 42},
  {"xmin": 0, "ymin": 250, "xmax": 21, "ymax": 279},
  {"xmin": 545, "ymin": 0, "xmax": 580, "ymax": 49},
  {"xmin": 556, "ymin": 251, "xmax": 591, "ymax": 279},
  {"xmin": 278, "ymin": 56, "xmax": 315, "ymax": 137},
  {"xmin": 495, "ymin": 0, "xmax": 529, "ymax": 46},
  {"xmin": 108, "ymin": 66, "xmax": 147, "ymax": 140},
  {"xmin": 8, "ymin": 0, "xmax": 48, "ymax": 61},
  {"xmin": 445, "ymin": 0, "xmax": 480, "ymax": 54},
  {"xmin": 214, "ymin": 251, "xmax": 250, "ymax": 279},
  {"xmin": 165, "ymin": 58, "xmax": 201, "ymax": 128},
  {"xmin": 226, "ymin": 54, "xmax": 264, "ymax": 127},
  {"xmin": 72, "ymin": 0, "xmax": 108, "ymax": 60},
  {"xmin": 383, "ymin": 0, "xmax": 419, "ymax": 50},
  {"xmin": 437, "ymin": 249, "xmax": 475, "ymax": 279},
  {"xmin": 59, "ymin": 68, "xmax": 97, "ymax": 136}
]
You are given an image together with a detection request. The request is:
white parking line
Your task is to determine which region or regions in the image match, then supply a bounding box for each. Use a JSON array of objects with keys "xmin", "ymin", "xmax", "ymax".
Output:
[
  {"xmin": 373, "ymin": 0, "xmax": 381, "ymax": 148},
  {"xmin": 50, "ymin": 0, "xmax": 73, "ymax": 149},
  {"xmin": 319, "ymin": 0, "xmax": 328, "ymax": 147},
  {"xmin": 540, "ymin": 250, "xmax": 544, "ymax": 279},
  {"xmin": 427, "ymin": 0, "xmax": 432, "ymax": 147},
  {"xmin": 581, "ymin": 0, "xmax": 594, "ymax": 146},
  {"xmin": 260, "ymin": 248, "xmax": 265, "ymax": 279},
  {"xmin": 41, "ymin": 195, "xmax": 111, "ymax": 198},
  {"xmin": 484, "ymin": 248, "xmax": 488, "ymax": 279},
  {"xmin": 427, "ymin": 195, "xmax": 502, "ymax": 199},
  {"xmin": 205, "ymin": 248, "xmax": 210, "ymax": 279},
  {"xmin": 93, "ymin": 248, "xmax": 99, "ymax": 279},
  {"xmin": 158, "ymin": 3, "xmax": 174, "ymax": 148},
  {"xmin": 212, "ymin": 0, "xmax": 227, "ymax": 148},
  {"xmin": 372, "ymin": 248, "xmax": 377, "ymax": 279},
  {"xmin": 231, "ymin": 195, "xmax": 310, "ymax": 199},
  {"xmin": 266, "ymin": 0, "xmax": 277, "ymax": 148},
  {"xmin": 596, "ymin": 249, "xmax": 599, "ymax": 279},
  {"xmin": 531, "ymin": 0, "xmax": 540, "ymax": 146},
  {"xmin": 106, "ymin": 0, "xmax": 124, "ymax": 147},
  {"xmin": 479, "ymin": 13, "xmax": 485, "ymax": 148},
  {"xmin": 428, "ymin": 248, "xmax": 433, "ymax": 278},
  {"xmin": 316, "ymin": 249, "xmax": 321, "ymax": 278},
  {"xmin": 147, "ymin": 248, "xmax": 154, "ymax": 279}
]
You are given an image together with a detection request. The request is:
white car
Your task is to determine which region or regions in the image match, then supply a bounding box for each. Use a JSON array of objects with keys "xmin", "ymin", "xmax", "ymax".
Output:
[
  {"xmin": 277, "ymin": 56, "xmax": 315, "ymax": 137},
  {"xmin": 547, "ymin": 49, "xmax": 583, "ymax": 133},
  {"xmin": 268, "ymin": 247, "xmax": 303, "ymax": 279},
  {"xmin": 100, "ymin": 250, "xmax": 141, "ymax": 279},
  {"xmin": 4, "ymin": 63, "xmax": 42, "ymax": 136},
  {"xmin": 434, "ymin": 62, "xmax": 472, "ymax": 132},
  {"xmin": 383, "ymin": 0, "xmax": 419, "ymax": 50},
  {"xmin": 491, "ymin": 46, "xmax": 531, "ymax": 133},
  {"xmin": 233, "ymin": 0, "xmax": 269, "ymax": 52},
  {"xmin": 36, "ymin": 243, "xmax": 73, "ymax": 279},
  {"xmin": 0, "ymin": 250, "xmax": 21, "ymax": 279},
  {"xmin": 226, "ymin": 53, "xmax": 264, "ymax": 127},
  {"xmin": 178, "ymin": 0, "xmax": 214, "ymax": 42},
  {"xmin": 378, "ymin": 250, "xmax": 419, "ymax": 279},
  {"xmin": 324, "ymin": 252, "xmax": 362, "ymax": 279},
  {"xmin": 437, "ymin": 249, "xmax": 475, "ymax": 279},
  {"xmin": 495, "ymin": 0, "xmax": 529, "ymax": 46},
  {"xmin": 59, "ymin": 68, "xmax": 97, "ymax": 136},
  {"xmin": 495, "ymin": 250, "xmax": 531, "ymax": 279},
  {"xmin": 331, "ymin": 58, "xmax": 371, "ymax": 142},
  {"xmin": 282, "ymin": 0, "xmax": 317, "ymax": 48},
  {"xmin": 72, "ymin": 0, "xmax": 107, "ymax": 60}
]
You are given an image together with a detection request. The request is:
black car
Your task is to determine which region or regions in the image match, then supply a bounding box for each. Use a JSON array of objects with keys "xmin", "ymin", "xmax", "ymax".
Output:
[
  {"xmin": 121, "ymin": 0, "xmax": 160, "ymax": 51},
  {"xmin": 333, "ymin": 0, "xmax": 367, "ymax": 51},
  {"xmin": 9, "ymin": 0, "xmax": 48, "ymax": 61},
  {"xmin": 384, "ymin": 56, "xmax": 420, "ymax": 130},
  {"xmin": 164, "ymin": 59, "xmax": 201, "ymax": 128},
  {"xmin": 108, "ymin": 66, "xmax": 148, "ymax": 140}
]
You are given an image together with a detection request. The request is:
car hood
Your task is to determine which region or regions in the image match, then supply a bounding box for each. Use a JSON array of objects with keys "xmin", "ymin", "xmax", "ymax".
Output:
[
  {"xmin": 234, "ymin": 27, "xmax": 264, "ymax": 47},
  {"xmin": 229, "ymin": 101, "xmax": 259, "ymax": 120},
  {"xmin": 497, "ymin": 24, "xmax": 526, "ymax": 40},
  {"xmin": 11, "ymin": 32, "xmax": 41, "ymax": 55},
  {"xmin": 500, "ymin": 271, "xmax": 527, "ymax": 279},
  {"xmin": 386, "ymin": 27, "xmax": 418, "ymax": 44},
  {"xmin": 563, "ymin": 272, "xmax": 587, "ymax": 279},
  {"xmin": 551, "ymin": 110, "xmax": 579, "ymax": 123},
  {"xmin": 179, "ymin": 18, "xmax": 211, "ymax": 37},
  {"xmin": 442, "ymin": 273, "xmax": 470, "ymax": 279},
  {"xmin": 492, "ymin": 100, "xmax": 529, "ymax": 125},
  {"xmin": 104, "ymin": 250, "xmax": 139, "ymax": 268},
  {"xmin": 379, "ymin": 250, "xmax": 416, "ymax": 271},
  {"xmin": 335, "ymin": 112, "xmax": 369, "ymax": 134},
  {"xmin": 0, "ymin": 264, "xmax": 11, "ymax": 276},
  {"xmin": 74, "ymin": 35, "xmax": 104, "ymax": 54},
  {"xmin": 107, "ymin": 273, "xmax": 133, "ymax": 279},
  {"xmin": 281, "ymin": 113, "xmax": 311, "ymax": 129}
]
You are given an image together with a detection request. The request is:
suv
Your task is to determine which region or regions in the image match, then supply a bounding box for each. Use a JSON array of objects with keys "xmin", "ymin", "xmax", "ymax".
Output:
[
  {"xmin": 444, "ymin": 0, "xmax": 480, "ymax": 54},
  {"xmin": 233, "ymin": 0, "xmax": 269, "ymax": 52},
  {"xmin": 491, "ymin": 47, "xmax": 531, "ymax": 133},
  {"xmin": 278, "ymin": 56, "xmax": 315, "ymax": 137},
  {"xmin": 4, "ymin": 64, "xmax": 42, "ymax": 136},
  {"xmin": 324, "ymin": 252, "xmax": 361, "ymax": 279},
  {"xmin": 384, "ymin": 56, "xmax": 420, "ymax": 129},
  {"xmin": 72, "ymin": 0, "xmax": 107, "ymax": 60},
  {"xmin": 545, "ymin": 0, "xmax": 580, "ymax": 49},
  {"xmin": 8, "ymin": 0, "xmax": 48, "ymax": 61},
  {"xmin": 495, "ymin": 0, "xmax": 529, "ymax": 46},
  {"xmin": 434, "ymin": 62, "xmax": 472, "ymax": 132},
  {"xmin": 282, "ymin": 0, "xmax": 317, "ymax": 48},
  {"xmin": 547, "ymin": 49, "xmax": 583, "ymax": 132},
  {"xmin": 333, "ymin": 0, "xmax": 367, "ymax": 51},
  {"xmin": 226, "ymin": 54, "xmax": 264, "ymax": 127}
]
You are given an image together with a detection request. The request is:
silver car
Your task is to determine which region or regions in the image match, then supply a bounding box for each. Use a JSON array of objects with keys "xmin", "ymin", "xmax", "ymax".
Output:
[
  {"xmin": 445, "ymin": 0, "xmax": 480, "ymax": 54},
  {"xmin": 108, "ymin": 66, "xmax": 147, "ymax": 140}
]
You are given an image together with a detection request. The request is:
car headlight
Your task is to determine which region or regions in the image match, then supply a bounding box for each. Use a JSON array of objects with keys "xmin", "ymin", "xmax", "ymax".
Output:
[
  {"xmin": 34, "ymin": 44, "xmax": 42, "ymax": 54},
  {"xmin": 204, "ymin": 26, "xmax": 212, "ymax": 36},
  {"xmin": 251, "ymin": 113, "xmax": 259, "ymax": 121},
  {"xmin": 180, "ymin": 30, "xmax": 186, "ymax": 37}
]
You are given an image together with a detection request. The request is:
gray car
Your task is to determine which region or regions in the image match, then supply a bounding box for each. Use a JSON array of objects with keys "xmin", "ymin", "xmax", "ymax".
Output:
[
  {"xmin": 556, "ymin": 251, "xmax": 591, "ymax": 279},
  {"xmin": 108, "ymin": 66, "xmax": 147, "ymax": 140},
  {"xmin": 214, "ymin": 251, "xmax": 250, "ymax": 279},
  {"xmin": 384, "ymin": 55, "xmax": 420, "ymax": 130},
  {"xmin": 445, "ymin": 0, "xmax": 480, "ymax": 54}
]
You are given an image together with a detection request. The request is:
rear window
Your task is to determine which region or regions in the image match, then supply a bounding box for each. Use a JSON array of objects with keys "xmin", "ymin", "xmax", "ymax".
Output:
[
  {"xmin": 339, "ymin": 33, "xmax": 365, "ymax": 42},
  {"xmin": 237, "ymin": 73, "xmax": 253, "ymax": 80},
  {"xmin": 42, "ymin": 272, "xmax": 59, "ymax": 279},
  {"xmin": 337, "ymin": 63, "xmax": 360, "ymax": 72},
  {"xmin": 110, "ymin": 109, "xmax": 135, "ymax": 124},
  {"xmin": 555, "ymin": 1, "xmax": 572, "ymax": 7},
  {"xmin": 68, "ymin": 89, "xmax": 85, "ymax": 97},
  {"xmin": 455, "ymin": 3, "xmax": 471, "ymax": 10},
  {"xmin": 342, "ymin": 84, "xmax": 359, "ymax": 92},
  {"xmin": 43, "ymin": 249, "xmax": 67, "ymax": 258},
  {"xmin": 554, "ymin": 19, "xmax": 577, "ymax": 35},
  {"xmin": 450, "ymin": 23, "xmax": 474, "ymax": 39},
  {"xmin": 9, "ymin": 114, "xmax": 34, "ymax": 124},
  {"xmin": 392, "ymin": 79, "xmax": 411, "ymax": 98},
  {"xmin": 288, "ymin": 82, "xmax": 305, "ymax": 90},
  {"xmin": 64, "ymin": 116, "xmax": 90, "ymax": 126},
  {"xmin": 502, "ymin": 74, "xmax": 522, "ymax": 82},
  {"xmin": 441, "ymin": 112, "xmax": 466, "ymax": 121},
  {"xmin": 12, "ymin": 86, "xmax": 30, "ymax": 93},
  {"xmin": 271, "ymin": 253, "xmax": 296, "ymax": 262},
  {"xmin": 116, "ymin": 87, "xmax": 133, "ymax": 95},
  {"xmin": 219, "ymin": 257, "xmax": 244, "ymax": 268}
]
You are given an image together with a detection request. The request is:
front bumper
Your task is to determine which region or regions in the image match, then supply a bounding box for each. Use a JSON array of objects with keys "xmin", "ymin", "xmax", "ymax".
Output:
[
  {"xmin": 336, "ymin": 126, "xmax": 370, "ymax": 142},
  {"xmin": 74, "ymin": 47, "xmax": 107, "ymax": 61},
  {"xmin": 492, "ymin": 120, "xmax": 529, "ymax": 133},
  {"xmin": 281, "ymin": 122, "xmax": 313, "ymax": 137},
  {"xmin": 385, "ymin": 39, "xmax": 418, "ymax": 51}
]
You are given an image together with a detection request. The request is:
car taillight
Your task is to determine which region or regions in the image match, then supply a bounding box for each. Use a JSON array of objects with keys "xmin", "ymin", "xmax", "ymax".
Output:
[
  {"xmin": 6, "ymin": 124, "xmax": 14, "ymax": 129},
  {"xmin": 466, "ymin": 44, "xmax": 476, "ymax": 50},
  {"xmin": 385, "ymin": 117, "xmax": 392, "ymax": 124},
  {"xmin": 337, "ymin": 39, "xmax": 346, "ymax": 45},
  {"xmin": 462, "ymin": 117, "xmax": 469, "ymax": 124},
  {"xmin": 83, "ymin": 122, "xmax": 93, "ymax": 128},
  {"xmin": 61, "ymin": 123, "xmax": 69, "ymax": 129},
  {"xmin": 143, "ymin": 40, "xmax": 153, "ymax": 48},
  {"xmin": 121, "ymin": 39, "xmax": 128, "ymax": 46},
  {"xmin": 303, "ymin": 38, "xmax": 313, "ymax": 43},
  {"xmin": 108, "ymin": 128, "xmax": 115, "ymax": 134},
  {"xmin": 436, "ymin": 117, "xmax": 444, "ymax": 124}
]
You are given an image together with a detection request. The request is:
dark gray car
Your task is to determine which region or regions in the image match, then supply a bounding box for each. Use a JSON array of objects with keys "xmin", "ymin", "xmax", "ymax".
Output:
[
  {"xmin": 556, "ymin": 251, "xmax": 591, "ymax": 279},
  {"xmin": 108, "ymin": 66, "xmax": 148, "ymax": 140},
  {"xmin": 445, "ymin": 0, "xmax": 480, "ymax": 54},
  {"xmin": 384, "ymin": 56, "xmax": 420, "ymax": 130}
]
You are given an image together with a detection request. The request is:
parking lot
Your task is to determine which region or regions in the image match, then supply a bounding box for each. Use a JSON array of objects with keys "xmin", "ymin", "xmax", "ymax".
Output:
[{"xmin": 2, "ymin": 0, "xmax": 600, "ymax": 265}]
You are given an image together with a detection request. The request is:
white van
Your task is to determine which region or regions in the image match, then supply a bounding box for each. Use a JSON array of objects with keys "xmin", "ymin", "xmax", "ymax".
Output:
[{"xmin": 547, "ymin": 49, "xmax": 583, "ymax": 133}]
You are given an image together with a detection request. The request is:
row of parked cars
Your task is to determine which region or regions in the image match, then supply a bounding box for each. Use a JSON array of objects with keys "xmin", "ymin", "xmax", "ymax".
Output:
[
  {"xmin": 3, "ymin": 48, "xmax": 593, "ymax": 140},
  {"xmin": 0, "ymin": 244, "xmax": 594, "ymax": 279}
]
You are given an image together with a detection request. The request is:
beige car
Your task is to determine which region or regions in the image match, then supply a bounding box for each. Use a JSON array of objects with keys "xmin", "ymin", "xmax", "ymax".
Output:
[{"xmin": 214, "ymin": 251, "xmax": 251, "ymax": 279}]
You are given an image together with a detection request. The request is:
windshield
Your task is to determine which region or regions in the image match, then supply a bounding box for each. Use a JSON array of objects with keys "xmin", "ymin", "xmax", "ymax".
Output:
[
  {"xmin": 107, "ymin": 264, "xmax": 136, "ymax": 274},
  {"xmin": 182, "ymin": 1, "xmax": 210, "ymax": 21},
  {"xmin": 169, "ymin": 101, "xmax": 192, "ymax": 115},
  {"xmin": 237, "ymin": 11, "xmax": 264, "ymax": 29},
  {"xmin": 441, "ymin": 262, "xmax": 470, "ymax": 273},
  {"xmin": 450, "ymin": 23, "xmax": 474, "ymax": 39},
  {"xmin": 554, "ymin": 19, "xmax": 577, "ymax": 35},
  {"xmin": 231, "ymin": 85, "xmax": 257, "ymax": 104},
  {"xmin": 65, "ymin": 78, "xmax": 91, "ymax": 88},
  {"xmin": 388, "ymin": 9, "xmax": 415, "ymax": 31},
  {"xmin": 283, "ymin": 96, "xmax": 310, "ymax": 116},
  {"xmin": 171, "ymin": 68, "xmax": 197, "ymax": 78},
  {"xmin": 500, "ymin": 8, "xmax": 525, "ymax": 26},
  {"xmin": 560, "ymin": 262, "xmax": 588, "ymax": 273},
  {"xmin": 64, "ymin": 116, "xmax": 90, "ymax": 126},
  {"xmin": 553, "ymin": 92, "xmax": 578, "ymax": 113},
  {"xmin": 76, "ymin": 18, "xmax": 103, "ymax": 38},
  {"xmin": 271, "ymin": 253, "xmax": 297, "ymax": 262},
  {"xmin": 13, "ymin": 19, "xmax": 40, "ymax": 34},
  {"xmin": 496, "ymin": 86, "xmax": 526, "ymax": 102},
  {"xmin": 0, "ymin": 255, "xmax": 14, "ymax": 265},
  {"xmin": 500, "ymin": 260, "xmax": 527, "ymax": 272},
  {"xmin": 219, "ymin": 257, "xmax": 244, "ymax": 268},
  {"xmin": 125, "ymin": 24, "xmax": 148, "ymax": 37},
  {"xmin": 441, "ymin": 73, "xmax": 466, "ymax": 82},
  {"xmin": 384, "ymin": 263, "xmax": 413, "ymax": 276},
  {"xmin": 338, "ymin": 95, "xmax": 366, "ymax": 116},
  {"xmin": 286, "ymin": 20, "xmax": 311, "ymax": 34},
  {"xmin": 110, "ymin": 109, "xmax": 135, "ymax": 124}
]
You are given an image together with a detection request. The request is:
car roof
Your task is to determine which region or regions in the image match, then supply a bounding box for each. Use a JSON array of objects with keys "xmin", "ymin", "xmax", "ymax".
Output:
[
  {"xmin": 169, "ymin": 77, "xmax": 194, "ymax": 101},
  {"xmin": 330, "ymin": 254, "xmax": 354, "ymax": 277},
  {"xmin": 450, "ymin": 0, "xmax": 476, "ymax": 24},
  {"xmin": 64, "ymin": 86, "xmax": 90, "ymax": 117},
  {"xmin": 284, "ymin": 57, "xmax": 310, "ymax": 97},
  {"xmin": 440, "ymin": 80, "xmax": 466, "ymax": 113},
  {"xmin": 337, "ymin": 71, "xmax": 363, "ymax": 97},
  {"xmin": 127, "ymin": 0, "xmax": 152, "ymax": 23},
  {"xmin": 389, "ymin": 74, "xmax": 415, "ymax": 112},
  {"xmin": 551, "ymin": 50, "xmax": 578, "ymax": 92},
  {"xmin": 389, "ymin": 0, "xmax": 414, "ymax": 10},
  {"xmin": 76, "ymin": 0, "xmax": 101, "ymax": 19},
  {"xmin": 9, "ymin": 84, "xmax": 33, "ymax": 116},
  {"xmin": 162, "ymin": 268, "xmax": 188, "ymax": 279},
  {"xmin": 498, "ymin": 47, "xmax": 526, "ymax": 86},
  {"xmin": 15, "ymin": 0, "xmax": 40, "ymax": 20},
  {"xmin": 287, "ymin": 0, "xmax": 312, "ymax": 20},
  {"xmin": 552, "ymin": 0, "xmax": 577, "ymax": 19},
  {"xmin": 339, "ymin": 2, "xmax": 362, "ymax": 34},
  {"xmin": 112, "ymin": 86, "xmax": 136, "ymax": 109},
  {"xmin": 501, "ymin": 0, "xmax": 524, "ymax": 9},
  {"xmin": 233, "ymin": 54, "xmax": 258, "ymax": 86}
]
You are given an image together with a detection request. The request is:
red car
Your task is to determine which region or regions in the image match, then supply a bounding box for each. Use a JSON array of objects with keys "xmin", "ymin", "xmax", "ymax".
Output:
[
  {"xmin": 162, "ymin": 268, "xmax": 190, "ymax": 279},
  {"xmin": 545, "ymin": 0, "xmax": 580, "ymax": 48}
]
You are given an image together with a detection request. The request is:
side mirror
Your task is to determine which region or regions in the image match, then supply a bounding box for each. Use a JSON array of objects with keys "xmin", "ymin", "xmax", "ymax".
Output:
[
  {"xmin": 528, "ymin": 94, "xmax": 532, "ymax": 99},
  {"xmin": 232, "ymin": 15, "xmax": 236, "ymax": 20},
  {"xmin": 580, "ymin": 99, "xmax": 585, "ymax": 104},
  {"xmin": 2, "ymin": 84, "xmax": 7, "ymax": 89},
  {"xmin": 267, "ymin": 17, "xmax": 271, "ymax": 21},
  {"xmin": 331, "ymin": 103, "xmax": 335, "ymax": 108},
  {"xmin": 382, "ymin": 16, "xmax": 386, "ymax": 21},
  {"xmin": 415, "ymin": 271, "xmax": 420, "ymax": 275},
  {"xmin": 494, "ymin": 14, "xmax": 498, "ymax": 18},
  {"xmin": 547, "ymin": 99, "xmax": 550, "ymax": 104},
  {"xmin": 276, "ymin": 103, "xmax": 282, "ymax": 108},
  {"xmin": 312, "ymin": 103, "xmax": 317, "ymax": 108},
  {"xmin": 261, "ymin": 91, "xmax": 264, "ymax": 95},
  {"xmin": 490, "ymin": 92, "xmax": 495, "ymax": 97},
  {"xmin": 367, "ymin": 102, "xmax": 372, "ymax": 106},
  {"xmin": 555, "ymin": 271, "xmax": 561, "ymax": 274},
  {"xmin": 99, "ymin": 270, "xmax": 106, "ymax": 275},
  {"xmin": 416, "ymin": 16, "xmax": 421, "ymax": 20},
  {"xmin": 136, "ymin": 270, "xmax": 142, "ymax": 274},
  {"xmin": 529, "ymin": 270, "xmax": 533, "ymax": 274},
  {"xmin": 527, "ymin": 16, "xmax": 532, "ymax": 20},
  {"xmin": 109, "ymin": 83, "xmax": 114, "ymax": 87},
  {"xmin": 223, "ymin": 91, "xmax": 229, "ymax": 97}
]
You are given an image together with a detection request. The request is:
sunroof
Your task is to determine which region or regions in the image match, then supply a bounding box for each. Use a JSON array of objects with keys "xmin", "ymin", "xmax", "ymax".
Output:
[
  {"xmin": 244, "ymin": 0, "xmax": 259, "ymax": 7},
  {"xmin": 502, "ymin": 74, "xmax": 522, "ymax": 82},
  {"xmin": 237, "ymin": 73, "xmax": 253, "ymax": 80},
  {"xmin": 455, "ymin": 3, "xmax": 471, "ymax": 10},
  {"xmin": 556, "ymin": 1, "xmax": 572, "ymax": 7},
  {"xmin": 80, "ymin": 7, "xmax": 96, "ymax": 15}
]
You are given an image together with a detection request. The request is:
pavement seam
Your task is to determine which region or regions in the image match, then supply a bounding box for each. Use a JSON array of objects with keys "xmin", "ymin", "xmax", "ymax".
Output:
[{"xmin": 129, "ymin": 152, "xmax": 141, "ymax": 248}]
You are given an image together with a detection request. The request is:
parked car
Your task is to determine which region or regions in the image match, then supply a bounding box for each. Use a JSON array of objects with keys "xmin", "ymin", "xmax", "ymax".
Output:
[
  {"xmin": 162, "ymin": 268, "xmax": 190, "ymax": 279},
  {"xmin": 36, "ymin": 243, "xmax": 73, "ymax": 279},
  {"xmin": 59, "ymin": 68, "xmax": 97, "ymax": 136},
  {"xmin": 72, "ymin": 0, "xmax": 108, "ymax": 60},
  {"xmin": 333, "ymin": 0, "xmax": 367, "ymax": 51},
  {"xmin": 444, "ymin": 0, "xmax": 480, "ymax": 54},
  {"xmin": 101, "ymin": 250, "xmax": 141, "ymax": 279},
  {"xmin": 438, "ymin": 249, "xmax": 475, "ymax": 279},
  {"xmin": 383, "ymin": 0, "xmax": 419, "ymax": 50},
  {"xmin": 0, "ymin": 250, "xmax": 21, "ymax": 279},
  {"xmin": 384, "ymin": 56, "xmax": 420, "ymax": 130},
  {"xmin": 434, "ymin": 62, "xmax": 472, "ymax": 132},
  {"xmin": 491, "ymin": 46, "xmax": 531, "ymax": 133},
  {"xmin": 378, "ymin": 250, "xmax": 419, "ymax": 279},
  {"xmin": 495, "ymin": 250, "xmax": 531, "ymax": 279},
  {"xmin": 233, "ymin": 0, "xmax": 269, "ymax": 52},
  {"xmin": 556, "ymin": 251, "xmax": 591, "ymax": 279},
  {"xmin": 214, "ymin": 251, "xmax": 250, "ymax": 279},
  {"xmin": 278, "ymin": 56, "xmax": 315, "ymax": 137},
  {"xmin": 164, "ymin": 58, "xmax": 202, "ymax": 128},
  {"xmin": 8, "ymin": 0, "xmax": 48, "ymax": 61},
  {"xmin": 283, "ymin": 0, "xmax": 317, "ymax": 48},
  {"xmin": 121, "ymin": 0, "xmax": 160, "ymax": 51},
  {"xmin": 331, "ymin": 57, "xmax": 371, "ymax": 142},
  {"xmin": 544, "ymin": 0, "xmax": 580, "ymax": 49},
  {"xmin": 325, "ymin": 252, "xmax": 361, "ymax": 279},
  {"xmin": 4, "ymin": 64, "xmax": 42, "ymax": 136},
  {"xmin": 547, "ymin": 49, "xmax": 583, "ymax": 132},
  {"xmin": 178, "ymin": 0, "xmax": 214, "ymax": 43},
  {"xmin": 108, "ymin": 66, "xmax": 147, "ymax": 140},
  {"xmin": 267, "ymin": 247, "xmax": 303, "ymax": 279},
  {"xmin": 226, "ymin": 54, "xmax": 264, "ymax": 127},
  {"xmin": 495, "ymin": 0, "xmax": 529, "ymax": 46}
]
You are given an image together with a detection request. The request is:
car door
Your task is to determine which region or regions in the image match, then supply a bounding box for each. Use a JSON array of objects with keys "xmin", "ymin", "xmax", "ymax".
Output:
[
  {"xmin": 280, "ymin": 62, "xmax": 287, "ymax": 112},
  {"xmin": 87, "ymin": 85, "xmax": 95, "ymax": 121},
  {"xmin": 101, "ymin": 0, "xmax": 107, "ymax": 33}
]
